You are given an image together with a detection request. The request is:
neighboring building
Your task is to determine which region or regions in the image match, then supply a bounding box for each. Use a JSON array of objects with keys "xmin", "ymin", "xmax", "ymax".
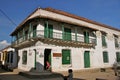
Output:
[
  {"xmin": 10, "ymin": 7, "xmax": 120, "ymax": 72},
  {"xmin": 0, "ymin": 46, "xmax": 17, "ymax": 70}
]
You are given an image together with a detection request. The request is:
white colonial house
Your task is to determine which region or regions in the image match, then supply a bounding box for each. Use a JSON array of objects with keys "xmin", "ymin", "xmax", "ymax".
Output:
[
  {"xmin": 10, "ymin": 7, "xmax": 120, "ymax": 72},
  {"xmin": 0, "ymin": 46, "xmax": 17, "ymax": 70}
]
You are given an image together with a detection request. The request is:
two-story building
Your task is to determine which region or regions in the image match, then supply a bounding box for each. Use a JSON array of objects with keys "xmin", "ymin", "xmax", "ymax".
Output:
[{"xmin": 10, "ymin": 7, "xmax": 120, "ymax": 72}]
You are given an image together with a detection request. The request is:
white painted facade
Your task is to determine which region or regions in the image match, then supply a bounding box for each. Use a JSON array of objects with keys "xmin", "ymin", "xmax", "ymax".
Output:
[{"xmin": 11, "ymin": 8, "xmax": 120, "ymax": 72}]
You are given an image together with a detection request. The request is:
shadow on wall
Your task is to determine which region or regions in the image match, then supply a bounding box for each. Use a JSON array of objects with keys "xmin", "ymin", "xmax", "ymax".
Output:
[{"xmin": 30, "ymin": 62, "xmax": 44, "ymax": 72}]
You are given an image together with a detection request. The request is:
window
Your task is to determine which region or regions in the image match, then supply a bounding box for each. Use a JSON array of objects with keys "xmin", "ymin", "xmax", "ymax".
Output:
[
  {"xmin": 33, "ymin": 25, "xmax": 37, "ymax": 37},
  {"xmin": 102, "ymin": 34, "xmax": 107, "ymax": 47},
  {"xmin": 63, "ymin": 28, "xmax": 71, "ymax": 41},
  {"xmin": 22, "ymin": 51, "xmax": 27, "ymax": 65},
  {"xmin": 62, "ymin": 49, "xmax": 71, "ymax": 65},
  {"xmin": 25, "ymin": 30, "xmax": 29, "ymax": 40},
  {"xmin": 103, "ymin": 51, "xmax": 109, "ymax": 63},
  {"xmin": 114, "ymin": 35, "xmax": 119, "ymax": 48},
  {"xmin": 44, "ymin": 23, "xmax": 53, "ymax": 38},
  {"xmin": 116, "ymin": 52, "xmax": 120, "ymax": 62},
  {"xmin": 84, "ymin": 31, "xmax": 89, "ymax": 43}
]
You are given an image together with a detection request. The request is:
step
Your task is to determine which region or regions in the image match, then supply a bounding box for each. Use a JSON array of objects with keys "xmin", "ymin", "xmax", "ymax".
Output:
[{"xmin": 19, "ymin": 71, "xmax": 64, "ymax": 79}]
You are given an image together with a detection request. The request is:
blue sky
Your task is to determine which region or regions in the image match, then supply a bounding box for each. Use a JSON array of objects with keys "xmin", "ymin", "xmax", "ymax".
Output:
[{"xmin": 0, "ymin": 0, "xmax": 120, "ymax": 49}]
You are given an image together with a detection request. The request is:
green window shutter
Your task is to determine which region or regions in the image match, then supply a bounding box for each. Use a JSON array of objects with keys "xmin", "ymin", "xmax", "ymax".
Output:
[
  {"xmin": 116, "ymin": 52, "xmax": 120, "ymax": 62},
  {"xmin": 115, "ymin": 38, "xmax": 119, "ymax": 48},
  {"xmin": 48, "ymin": 25, "xmax": 53, "ymax": 38},
  {"xmin": 84, "ymin": 51, "xmax": 90, "ymax": 68},
  {"xmin": 103, "ymin": 51, "xmax": 109, "ymax": 63},
  {"xmin": 33, "ymin": 25, "xmax": 37, "ymax": 37},
  {"xmin": 44, "ymin": 23, "xmax": 53, "ymax": 38},
  {"xmin": 22, "ymin": 51, "xmax": 27, "ymax": 65},
  {"xmin": 62, "ymin": 50, "xmax": 71, "ymax": 64},
  {"xmin": 84, "ymin": 31, "xmax": 89, "ymax": 43},
  {"xmin": 102, "ymin": 35, "xmax": 107, "ymax": 47},
  {"xmin": 63, "ymin": 28, "xmax": 71, "ymax": 41}
]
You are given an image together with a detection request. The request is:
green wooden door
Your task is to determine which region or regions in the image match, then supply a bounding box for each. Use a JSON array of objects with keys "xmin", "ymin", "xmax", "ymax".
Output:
[
  {"xmin": 84, "ymin": 51, "xmax": 90, "ymax": 68},
  {"xmin": 44, "ymin": 24, "xmax": 53, "ymax": 38},
  {"xmin": 84, "ymin": 31, "xmax": 89, "ymax": 43},
  {"xmin": 62, "ymin": 50, "xmax": 71, "ymax": 64},
  {"xmin": 63, "ymin": 28, "xmax": 71, "ymax": 41}
]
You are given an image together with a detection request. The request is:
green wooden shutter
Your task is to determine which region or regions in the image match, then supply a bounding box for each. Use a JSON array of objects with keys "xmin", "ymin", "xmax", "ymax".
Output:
[
  {"xmin": 33, "ymin": 25, "xmax": 37, "ymax": 37},
  {"xmin": 116, "ymin": 52, "xmax": 120, "ymax": 62},
  {"xmin": 102, "ymin": 35, "xmax": 107, "ymax": 47},
  {"xmin": 63, "ymin": 28, "xmax": 71, "ymax": 41},
  {"xmin": 48, "ymin": 25, "xmax": 53, "ymax": 38},
  {"xmin": 62, "ymin": 50, "xmax": 71, "ymax": 64},
  {"xmin": 84, "ymin": 51, "xmax": 90, "ymax": 68},
  {"xmin": 44, "ymin": 23, "xmax": 53, "ymax": 38},
  {"xmin": 84, "ymin": 31, "xmax": 89, "ymax": 43},
  {"xmin": 103, "ymin": 51, "xmax": 109, "ymax": 63}
]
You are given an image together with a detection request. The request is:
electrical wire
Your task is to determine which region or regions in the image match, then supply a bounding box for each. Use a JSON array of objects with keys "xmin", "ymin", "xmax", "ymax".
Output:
[{"xmin": 0, "ymin": 9, "xmax": 17, "ymax": 26}]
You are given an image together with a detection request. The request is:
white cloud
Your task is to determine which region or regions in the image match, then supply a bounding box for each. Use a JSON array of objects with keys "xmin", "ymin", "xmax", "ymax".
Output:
[{"xmin": 0, "ymin": 40, "xmax": 10, "ymax": 50}]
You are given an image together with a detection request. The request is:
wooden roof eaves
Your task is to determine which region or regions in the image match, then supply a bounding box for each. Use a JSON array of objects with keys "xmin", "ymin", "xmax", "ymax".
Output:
[
  {"xmin": 44, "ymin": 7, "xmax": 120, "ymax": 32},
  {"xmin": 10, "ymin": 7, "xmax": 120, "ymax": 36}
]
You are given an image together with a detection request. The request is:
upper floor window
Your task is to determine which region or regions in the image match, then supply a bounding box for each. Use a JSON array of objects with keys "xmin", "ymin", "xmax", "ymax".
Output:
[
  {"xmin": 33, "ymin": 25, "xmax": 37, "ymax": 37},
  {"xmin": 103, "ymin": 51, "xmax": 109, "ymax": 63},
  {"xmin": 44, "ymin": 23, "xmax": 53, "ymax": 38},
  {"xmin": 84, "ymin": 31, "xmax": 89, "ymax": 43},
  {"xmin": 63, "ymin": 28, "xmax": 71, "ymax": 41},
  {"xmin": 101, "ymin": 33, "xmax": 107, "ymax": 47},
  {"xmin": 22, "ymin": 51, "xmax": 27, "ymax": 65},
  {"xmin": 114, "ymin": 35, "xmax": 119, "ymax": 48}
]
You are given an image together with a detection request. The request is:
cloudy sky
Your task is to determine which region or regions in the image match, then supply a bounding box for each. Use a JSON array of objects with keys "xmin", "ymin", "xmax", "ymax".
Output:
[{"xmin": 0, "ymin": 0, "xmax": 120, "ymax": 50}]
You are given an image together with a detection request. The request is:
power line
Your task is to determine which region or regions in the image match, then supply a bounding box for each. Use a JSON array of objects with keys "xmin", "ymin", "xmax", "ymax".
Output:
[{"xmin": 0, "ymin": 9, "xmax": 17, "ymax": 26}]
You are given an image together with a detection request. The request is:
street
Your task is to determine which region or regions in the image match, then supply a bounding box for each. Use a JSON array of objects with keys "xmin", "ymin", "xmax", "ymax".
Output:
[{"xmin": 0, "ymin": 68, "xmax": 119, "ymax": 80}]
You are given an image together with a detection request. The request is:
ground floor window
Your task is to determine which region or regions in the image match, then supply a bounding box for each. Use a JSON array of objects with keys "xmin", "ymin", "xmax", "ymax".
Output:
[
  {"xmin": 116, "ymin": 52, "xmax": 120, "ymax": 62},
  {"xmin": 103, "ymin": 51, "xmax": 109, "ymax": 63},
  {"xmin": 22, "ymin": 51, "xmax": 27, "ymax": 65},
  {"xmin": 62, "ymin": 49, "xmax": 71, "ymax": 65}
]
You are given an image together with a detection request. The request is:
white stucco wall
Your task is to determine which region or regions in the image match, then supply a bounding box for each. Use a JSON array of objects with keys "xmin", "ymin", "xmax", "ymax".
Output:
[{"xmin": 16, "ymin": 8, "xmax": 120, "ymax": 72}]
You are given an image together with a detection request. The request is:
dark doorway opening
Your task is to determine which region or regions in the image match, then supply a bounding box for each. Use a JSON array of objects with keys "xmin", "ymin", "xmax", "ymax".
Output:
[{"xmin": 44, "ymin": 49, "xmax": 51, "ymax": 70}]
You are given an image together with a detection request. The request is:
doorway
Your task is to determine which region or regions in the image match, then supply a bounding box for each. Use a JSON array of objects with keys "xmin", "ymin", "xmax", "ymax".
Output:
[
  {"xmin": 84, "ymin": 51, "xmax": 90, "ymax": 68},
  {"xmin": 44, "ymin": 49, "xmax": 51, "ymax": 70}
]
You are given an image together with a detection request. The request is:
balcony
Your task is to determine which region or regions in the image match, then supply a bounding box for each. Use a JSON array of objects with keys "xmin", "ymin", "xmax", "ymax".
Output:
[{"xmin": 12, "ymin": 30, "xmax": 96, "ymax": 48}]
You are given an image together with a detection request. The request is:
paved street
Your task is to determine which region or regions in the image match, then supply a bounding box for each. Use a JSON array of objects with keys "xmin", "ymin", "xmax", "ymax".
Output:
[{"xmin": 0, "ymin": 68, "xmax": 119, "ymax": 80}]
